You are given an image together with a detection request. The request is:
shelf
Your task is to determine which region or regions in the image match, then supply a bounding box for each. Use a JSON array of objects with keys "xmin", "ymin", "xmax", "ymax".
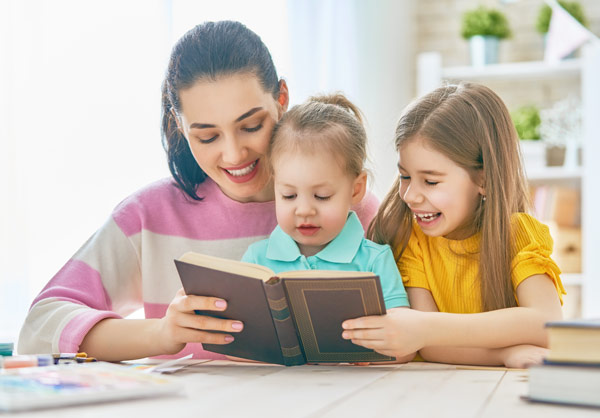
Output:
[
  {"xmin": 526, "ymin": 166, "xmax": 582, "ymax": 186},
  {"xmin": 441, "ymin": 59, "xmax": 582, "ymax": 81}
]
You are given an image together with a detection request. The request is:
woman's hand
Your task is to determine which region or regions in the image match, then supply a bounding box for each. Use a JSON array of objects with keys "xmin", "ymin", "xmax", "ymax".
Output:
[
  {"xmin": 157, "ymin": 288, "xmax": 244, "ymax": 355},
  {"xmin": 341, "ymin": 308, "xmax": 427, "ymax": 358},
  {"xmin": 500, "ymin": 344, "xmax": 548, "ymax": 369}
]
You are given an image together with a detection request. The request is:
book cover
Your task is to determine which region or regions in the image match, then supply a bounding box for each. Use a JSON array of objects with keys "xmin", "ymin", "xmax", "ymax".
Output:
[
  {"xmin": 545, "ymin": 318, "xmax": 600, "ymax": 364},
  {"xmin": 526, "ymin": 362, "xmax": 600, "ymax": 408},
  {"xmin": 174, "ymin": 252, "xmax": 393, "ymax": 366}
]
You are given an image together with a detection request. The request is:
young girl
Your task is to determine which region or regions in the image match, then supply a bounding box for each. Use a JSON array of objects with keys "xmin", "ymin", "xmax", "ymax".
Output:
[
  {"xmin": 341, "ymin": 82, "xmax": 566, "ymax": 368},
  {"xmin": 242, "ymin": 94, "xmax": 410, "ymax": 315}
]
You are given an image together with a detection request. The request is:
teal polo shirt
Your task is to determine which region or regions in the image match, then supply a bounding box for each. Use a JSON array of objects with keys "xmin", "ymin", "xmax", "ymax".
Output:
[{"xmin": 242, "ymin": 211, "xmax": 409, "ymax": 309}]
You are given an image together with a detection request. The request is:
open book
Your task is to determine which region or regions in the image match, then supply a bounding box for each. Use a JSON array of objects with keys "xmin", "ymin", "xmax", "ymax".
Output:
[{"xmin": 174, "ymin": 252, "xmax": 393, "ymax": 366}]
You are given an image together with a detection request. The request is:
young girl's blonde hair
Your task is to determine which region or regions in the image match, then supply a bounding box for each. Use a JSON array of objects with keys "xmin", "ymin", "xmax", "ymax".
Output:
[
  {"xmin": 368, "ymin": 82, "xmax": 530, "ymax": 311},
  {"xmin": 269, "ymin": 93, "xmax": 367, "ymax": 177}
]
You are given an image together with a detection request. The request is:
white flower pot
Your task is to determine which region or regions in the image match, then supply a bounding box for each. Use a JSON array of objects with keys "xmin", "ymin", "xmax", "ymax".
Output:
[
  {"xmin": 469, "ymin": 35, "xmax": 500, "ymax": 67},
  {"xmin": 520, "ymin": 140, "xmax": 546, "ymax": 169}
]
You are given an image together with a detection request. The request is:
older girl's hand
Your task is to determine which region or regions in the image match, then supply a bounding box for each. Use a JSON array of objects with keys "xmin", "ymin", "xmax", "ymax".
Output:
[
  {"xmin": 341, "ymin": 308, "xmax": 428, "ymax": 358},
  {"xmin": 157, "ymin": 288, "xmax": 244, "ymax": 355},
  {"xmin": 501, "ymin": 344, "xmax": 548, "ymax": 369}
]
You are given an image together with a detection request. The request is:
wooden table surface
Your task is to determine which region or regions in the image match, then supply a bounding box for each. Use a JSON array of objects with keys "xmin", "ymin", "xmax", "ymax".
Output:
[{"xmin": 8, "ymin": 360, "xmax": 600, "ymax": 417}]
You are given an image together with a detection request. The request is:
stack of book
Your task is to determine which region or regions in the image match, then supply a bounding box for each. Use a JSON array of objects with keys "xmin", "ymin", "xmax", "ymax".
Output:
[{"xmin": 526, "ymin": 318, "xmax": 600, "ymax": 408}]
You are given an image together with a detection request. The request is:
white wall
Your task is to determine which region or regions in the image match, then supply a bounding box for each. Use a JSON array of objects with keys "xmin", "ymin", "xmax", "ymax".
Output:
[{"xmin": 0, "ymin": 0, "xmax": 172, "ymax": 341}]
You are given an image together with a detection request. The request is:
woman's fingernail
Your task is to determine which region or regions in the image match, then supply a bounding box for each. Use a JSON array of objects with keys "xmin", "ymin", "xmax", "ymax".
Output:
[
  {"xmin": 225, "ymin": 336, "xmax": 234, "ymax": 342},
  {"xmin": 342, "ymin": 332, "xmax": 349, "ymax": 339},
  {"xmin": 231, "ymin": 322, "xmax": 243, "ymax": 330},
  {"xmin": 215, "ymin": 300, "xmax": 227, "ymax": 309}
]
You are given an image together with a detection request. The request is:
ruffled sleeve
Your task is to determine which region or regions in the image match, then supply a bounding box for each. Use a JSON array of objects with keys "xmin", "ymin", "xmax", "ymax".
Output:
[
  {"xmin": 511, "ymin": 213, "xmax": 566, "ymax": 304},
  {"xmin": 398, "ymin": 226, "xmax": 430, "ymax": 290}
]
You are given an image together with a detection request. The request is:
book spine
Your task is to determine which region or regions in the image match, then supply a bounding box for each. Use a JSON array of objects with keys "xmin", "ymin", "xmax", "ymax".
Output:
[{"xmin": 264, "ymin": 278, "xmax": 305, "ymax": 366}]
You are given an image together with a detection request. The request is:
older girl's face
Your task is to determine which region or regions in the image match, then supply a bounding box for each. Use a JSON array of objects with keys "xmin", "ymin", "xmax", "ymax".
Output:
[
  {"xmin": 398, "ymin": 136, "xmax": 484, "ymax": 240},
  {"xmin": 177, "ymin": 74, "xmax": 288, "ymax": 203}
]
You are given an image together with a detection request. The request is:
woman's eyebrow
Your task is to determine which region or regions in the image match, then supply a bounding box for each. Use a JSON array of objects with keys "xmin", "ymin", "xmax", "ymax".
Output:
[
  {"xmin": 189, "ymin": 107, "xmax": 264, "ymax": 129},
  {"xmin": 235, "ymin": 107, "xmax": 263, "ymax": 122}
]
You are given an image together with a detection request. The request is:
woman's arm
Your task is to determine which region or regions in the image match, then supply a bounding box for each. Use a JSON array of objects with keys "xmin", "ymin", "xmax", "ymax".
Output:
[
  {"xmin": 342, "ymin": 275, "xmax": 562, "ymax": 364},
  {"xmin": 80, "ymin": 289, "xmax": 243, "ymax": 361},
  {"xmin": 19, "ymin": 211, "xmax": 244, "ymax": 361}
]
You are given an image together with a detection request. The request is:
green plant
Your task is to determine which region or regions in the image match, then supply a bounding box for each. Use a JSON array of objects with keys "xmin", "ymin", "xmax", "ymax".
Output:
[
  {"xmin": 461, "ymin": 6, "xmax": 511, "ymax": 39},
  {"xmin": 511, "ymin": 105, "xmax": 541, "ymax": 140},
  {"xmin": 536, "ymin": 1, "xmax": 587, "ymax": 34}
]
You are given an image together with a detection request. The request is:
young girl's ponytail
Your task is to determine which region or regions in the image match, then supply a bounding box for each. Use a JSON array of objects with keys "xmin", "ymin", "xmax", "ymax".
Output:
[
  {"xmin": 309, "ymin": 93, "xmax": 364, "ymax": 124},
  {"xmin": 270, "ymin": 93, "xmax": 368, "ymax": 178}
]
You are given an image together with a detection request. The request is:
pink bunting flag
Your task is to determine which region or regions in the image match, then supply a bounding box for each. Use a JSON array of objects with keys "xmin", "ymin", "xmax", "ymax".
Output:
[{"xmin": 544, "ymin": 1, "xmax": 593, "ymax": 63}]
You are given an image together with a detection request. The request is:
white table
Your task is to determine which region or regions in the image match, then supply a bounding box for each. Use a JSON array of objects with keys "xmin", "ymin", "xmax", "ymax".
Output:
[{"xmin": 8, "ymin": 360, "xmax": 600, "ymax": 417}]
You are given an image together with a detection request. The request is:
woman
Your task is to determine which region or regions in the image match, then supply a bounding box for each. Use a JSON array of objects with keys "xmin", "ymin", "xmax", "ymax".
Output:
[{"xmin": 18, "ymin": 21, "xmax": 378, "ymax": 361}]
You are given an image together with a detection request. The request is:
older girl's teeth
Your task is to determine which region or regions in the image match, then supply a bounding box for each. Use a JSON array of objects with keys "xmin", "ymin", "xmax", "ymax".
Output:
[
  {"xmin": 416, "ymin": 212, "xmax": 440, "ymax": 221},
  {"xmin": 226, "ymin": 161, "xmax": 257, "ymax": 176}
]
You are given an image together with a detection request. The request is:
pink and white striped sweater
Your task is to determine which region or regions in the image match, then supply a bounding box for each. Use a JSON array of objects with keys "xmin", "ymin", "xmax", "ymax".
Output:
[{"xmin": 18, "ymin": 178, "xmax": 378, "ymax": 358}]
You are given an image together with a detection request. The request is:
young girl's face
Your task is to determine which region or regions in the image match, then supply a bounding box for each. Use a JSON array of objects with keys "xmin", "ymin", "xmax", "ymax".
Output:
[
  {"xmin": 398, "ymin": 136, "xmax": 484, "ymax": 240},
  {"xmin": 273, "ymin": 150, "xmax": 366, "ymax": 256}
]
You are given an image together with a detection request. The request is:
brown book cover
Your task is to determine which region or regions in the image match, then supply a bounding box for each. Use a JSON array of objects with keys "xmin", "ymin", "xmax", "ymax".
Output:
[{"xmin": 174, "ymin": 252, "xmax": 393, "ymax": 366}]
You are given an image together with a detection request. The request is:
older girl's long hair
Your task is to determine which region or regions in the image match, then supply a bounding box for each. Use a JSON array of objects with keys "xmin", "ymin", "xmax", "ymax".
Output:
[{"xmin": 368, "ymin": 82, "xmax": 530, "ymax": 311}]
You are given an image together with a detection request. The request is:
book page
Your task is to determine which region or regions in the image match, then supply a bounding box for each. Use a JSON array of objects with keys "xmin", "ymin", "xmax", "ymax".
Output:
[
  {"xmin": 279, "ymin": 270, "xmax": 375, "ymax": 279},
  {"xmin": 178, "ymin": 252, "xmax": 274, "ymax": 281}
]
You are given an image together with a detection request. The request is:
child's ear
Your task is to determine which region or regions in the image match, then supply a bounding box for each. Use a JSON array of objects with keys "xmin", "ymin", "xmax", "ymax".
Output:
[
  {"xmin": 475, "ymin": 169, "xmax": 485, "ymax": 197},
  {"xmin": 351, "ymin": 172, "xmax": 368, "ymax": 205}
]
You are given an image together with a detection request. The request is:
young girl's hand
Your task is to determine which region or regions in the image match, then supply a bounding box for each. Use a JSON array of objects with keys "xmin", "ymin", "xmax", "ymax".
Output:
[
  {"xmin": 342, "ymin": 308, "xmax": 427, "ymax": 358},
  {"xmin": 500, "ymin": 344, "xmax": 548, "ymax": 369},
  {"xmin": 157, "ymin": 288, "xmax": 243, "ymax": 355}
]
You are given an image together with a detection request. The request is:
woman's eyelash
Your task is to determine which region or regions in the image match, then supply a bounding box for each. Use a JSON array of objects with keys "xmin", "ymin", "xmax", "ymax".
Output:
[
  {"xmin": 400, "ymin": 175, "xmax": 410, "ymax": 180},
  {"xmin": 244, "ymin": 124, "xmax": 263, "ymax": 133},
  {"xmin": 199, "ymin": 135, "xmax": 217, "ymax": 144},
  {"xmin": 315, "ymin": 195, "xmax": 331, "ymax": 201},
  {"xmin": 282, "ymin": 194, "xmax": 296, "ymax": 200},
  {"xmin": 425, "ymin": 180, "xmax": 438, "ymax": 186}
]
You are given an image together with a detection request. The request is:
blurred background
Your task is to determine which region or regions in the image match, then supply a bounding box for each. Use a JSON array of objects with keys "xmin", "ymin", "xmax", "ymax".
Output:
[{"xmin": 1, "ymin": 0, "xmax": 599, "ymax": 344}]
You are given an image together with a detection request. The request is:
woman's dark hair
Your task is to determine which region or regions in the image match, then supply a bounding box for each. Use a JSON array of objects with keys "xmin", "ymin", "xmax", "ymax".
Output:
[{"xmin": 161, "ymin": 20, "xmax": 281, "ymax": 200}]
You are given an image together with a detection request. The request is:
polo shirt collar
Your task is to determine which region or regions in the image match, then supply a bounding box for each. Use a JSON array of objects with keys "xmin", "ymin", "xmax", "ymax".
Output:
[
  {"xmin": 265, "ymin": 225, "xmax": 302, "ymax": 262},
  {"xmin": 265, "ymin": 211, "xmax": 365, "ymax": 263}
]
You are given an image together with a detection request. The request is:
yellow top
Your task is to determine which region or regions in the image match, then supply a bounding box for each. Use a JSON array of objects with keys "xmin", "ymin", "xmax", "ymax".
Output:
[{"xmin": 398, "ymin": 213, "xmax": 566, "ymax": 313}]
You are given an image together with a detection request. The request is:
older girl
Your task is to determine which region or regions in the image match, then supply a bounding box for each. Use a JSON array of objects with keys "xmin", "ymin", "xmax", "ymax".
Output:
[{"xmin": 342, "ymin": 83, "xmax": 565, "ymax": 368}]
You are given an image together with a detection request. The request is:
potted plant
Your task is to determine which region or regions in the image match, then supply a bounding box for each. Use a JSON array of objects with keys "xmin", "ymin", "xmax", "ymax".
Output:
[
  {"xmin": 536, "ymin": 1, "xmax": 587, "ymax": 58},
  {"xmin": 512, "ymin": 105, "xmax": 545, "ymax": 168},
  {"xmin": 461, "ymin": 6, "xmax": 511, "ymax": 66}
]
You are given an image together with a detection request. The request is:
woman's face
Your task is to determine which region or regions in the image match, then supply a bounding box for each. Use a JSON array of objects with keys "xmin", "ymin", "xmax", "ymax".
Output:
[{"xmin": 177, "ymin": 73, "xmax": 288, "ymax": 202}]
